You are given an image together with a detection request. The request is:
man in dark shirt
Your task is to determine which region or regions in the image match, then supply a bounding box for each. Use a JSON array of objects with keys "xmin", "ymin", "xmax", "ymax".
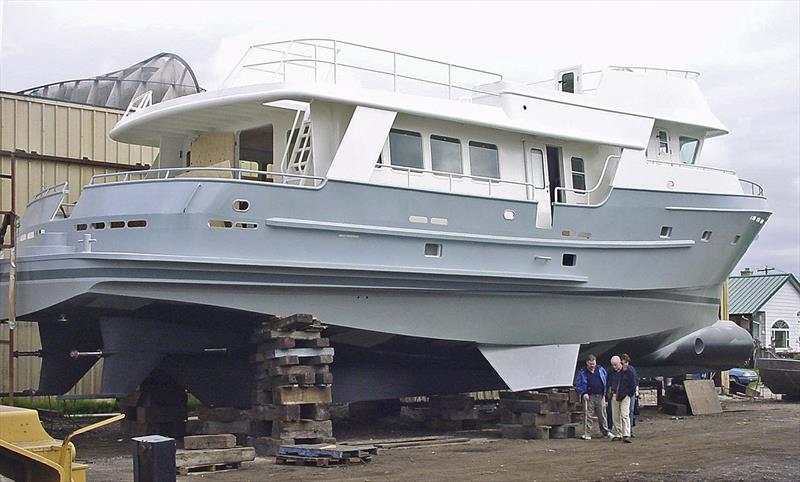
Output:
[
  {"xmin": 608, "ymin": 354, "xmax": 636, "ymax": 443},
  {"xmin": 575, "ymin": 354, "xmax": 610, "ymax": 440}
]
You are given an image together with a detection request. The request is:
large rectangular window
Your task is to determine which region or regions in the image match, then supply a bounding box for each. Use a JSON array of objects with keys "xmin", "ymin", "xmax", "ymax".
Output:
[
  {"xmin": 389, "ymin": 129, "xmax": 423, "ymax": 169},
  {"xmin": 679, "ymin": 136, "xmax": 699, "ymax": 164},
  {"xmin": 469, "ymin": 141, "xmax": 500, "ymax": 179},
  {"xmin": 570, "ymin": 157, "xmax": 586, "ymax": 191},
  {"xmin": 430, "ymin": 135, "xmax": 462, "ymax": 174}
]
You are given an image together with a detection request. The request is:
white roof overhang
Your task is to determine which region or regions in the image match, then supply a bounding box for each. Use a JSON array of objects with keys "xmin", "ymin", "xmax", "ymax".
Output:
[{"xmin": 110, "ymin": 82, "xmax": 654, "ymax": 149}]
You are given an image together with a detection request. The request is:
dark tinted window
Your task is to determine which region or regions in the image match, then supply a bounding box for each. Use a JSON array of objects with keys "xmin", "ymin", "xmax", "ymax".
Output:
[
  {"xmin": 469, "ymin": 141, "xmax": 500, "ymax": 179},
  {"xmin": 389, "ymin": 129, "xmax": 423, "ymax": 169},
  {"xmin": 560, "ymin": 72, "xmax": 575, "ymax": 93},
  {"xmin": 430, "ymin": 135, "xmax": 462, "ymax": 174},
  {"xmin": 571, "ymin": 157, "xmax": 586, "ymax": 191}
]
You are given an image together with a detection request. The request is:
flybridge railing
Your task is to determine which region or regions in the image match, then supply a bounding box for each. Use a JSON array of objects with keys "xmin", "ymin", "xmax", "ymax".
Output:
[
  {"xmin": 222, "ymin": 39, "xmax": 504, "ymax": 102},
  {"xmin": 608, "ymin": 66, "xmax": 700, "ymax": 79}
]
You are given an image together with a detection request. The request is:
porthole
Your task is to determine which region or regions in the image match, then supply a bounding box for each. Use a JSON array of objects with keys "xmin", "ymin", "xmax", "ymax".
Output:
[
  {"xmin": 110, "ymin": 221, "xmax": 125, "ymax": 229},
  {"xmin": 233, "ymin": 200, "xmax": 250, "ymax": 212},
  {"xmin": 660, "ymin": 226, "xmax": 673, "ymax": 239},
  {"xmin": 209, "ymin": 220, "xmax": 233, "ymax": 228},
  {"xmin": 75, "ymin": 224, "xmax": 88, "ymax": 231},
  {"xmin": 503, "ymin": 210, "xmax": 516, "ymax": 221},
  {"xmin": 562, "ymin": 253, "xmax": 577, "ymax": 267},
  {"xmin": 701, "ymin": 230, "xmax": 712, "ymax": 242},
  {"xmin": 127, "ymin": 220, "xmax": 147, "ymax": 228},
  {"xmin": 91, "ymin": 222, "xmax": 105, "ymax": 230}
]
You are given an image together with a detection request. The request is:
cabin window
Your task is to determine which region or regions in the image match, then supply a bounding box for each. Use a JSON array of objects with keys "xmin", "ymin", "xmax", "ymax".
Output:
[
  {"xmin": 430, "ymin": 135, "xmax": 463, "ymax": 174},
  {"xmin": 469, "ymin": 141, "xmax": 500, "ymax": 179},
  {"xmin": 530, "ymin": 149, "xmax": 545, "ymax": 188},
  {"xmin": 570, "ymin": 157, "xmax": 586, "ymax": 191},
  {"xmin": 389, "ymin": 129, "xmax": 423, "ymax": 170},
  {"xmin": 657, "ymin": 131, "xmax": 670, "ymax": 155},
  {"xmin": 560, "ymin": 72, "xmax": 575, "ymax": 93},
  {"xmin": 771, "ymin": 320, "xmax": 789, "ymax": 349},
  {"xmin": 679, "ymin": 136, "xmax": 699, "ymax": 164}
]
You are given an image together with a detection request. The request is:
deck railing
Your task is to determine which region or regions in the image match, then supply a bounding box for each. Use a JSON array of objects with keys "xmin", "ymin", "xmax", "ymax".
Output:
[
  {"xmin": 373, "ymin": 163, "xmax": 536, "ymax": 200},
  {"xmin": 223, "ymin": 39, "xmax": 504, "ymax": 102},
  {"xmin": 555, "ymin": 155, "xmax": 620, "ymax": 205},
  {"xmin": 87, "ymin": 167, "xmax": 325, "ymax": 188}
]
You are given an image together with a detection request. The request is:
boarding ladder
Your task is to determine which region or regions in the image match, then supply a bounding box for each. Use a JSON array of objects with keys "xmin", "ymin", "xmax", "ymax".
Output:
[{"xmin": 279, "ymin": 110, "xmax": 313, "ymax": 184}]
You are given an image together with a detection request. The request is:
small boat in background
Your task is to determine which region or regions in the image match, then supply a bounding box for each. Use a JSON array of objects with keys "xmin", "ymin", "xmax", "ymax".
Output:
[{"xmin": 757, "ymin": 354, "xmax": 800, "ymax": 399}]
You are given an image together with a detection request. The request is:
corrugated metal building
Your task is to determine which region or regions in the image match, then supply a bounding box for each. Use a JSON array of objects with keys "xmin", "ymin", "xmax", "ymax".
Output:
[{"xmin": 0, "ymin": 91, "xmax": 159, "ymax": 396}]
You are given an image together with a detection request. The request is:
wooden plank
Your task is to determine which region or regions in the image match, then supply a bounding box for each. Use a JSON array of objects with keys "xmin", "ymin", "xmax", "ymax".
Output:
[
  {"xmin": 273, "ymin": 386, "xmax": 332, "ymax": 405},
  {"xmin": 272, "ymin": 420, "xmax": 333, "ymax": 439},
  {"xmin": 183, "ymin": 434, "xmax": 236, "ymax": 450},
  {"xmin": 683, "ymin": 379, "xmax": 722, "ymax": 415},
  {"xmin": 251, "ymin": 404, "xmax": 301, "ymax": 422},
  {"xmin": 175, "ymin": 447, "xmax": 255, "ymax": 469},
  {"xmin": 252, "ymin": 329, "xmax": 321, "ymax": 343},
  {"xmin": 266, "ymin": 347, "xmax": 335, "ymax": 359}
]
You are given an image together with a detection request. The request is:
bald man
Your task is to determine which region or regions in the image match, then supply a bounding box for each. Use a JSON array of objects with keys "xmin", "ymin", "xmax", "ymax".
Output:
[{"xmin": 607, "ymin": 355, "xmax": 636, "ymax": 442}]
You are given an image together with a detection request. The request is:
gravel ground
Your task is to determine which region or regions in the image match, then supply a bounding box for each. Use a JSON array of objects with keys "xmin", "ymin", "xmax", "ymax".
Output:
[{"xmin": 51, "ymin": 398, "xmax": 800, "ymax": 481}]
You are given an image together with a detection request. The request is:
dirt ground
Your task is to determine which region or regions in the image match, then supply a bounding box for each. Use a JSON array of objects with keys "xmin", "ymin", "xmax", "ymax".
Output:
[{"xmin": 59, "ymin": 398, "xmax": 799, "ymax": 481}]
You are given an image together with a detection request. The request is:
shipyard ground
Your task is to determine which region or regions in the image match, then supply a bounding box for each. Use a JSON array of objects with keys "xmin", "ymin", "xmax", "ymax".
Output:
[{"xmin": 64, "ymin": 398, "xmax": 798, "ymax": 481}]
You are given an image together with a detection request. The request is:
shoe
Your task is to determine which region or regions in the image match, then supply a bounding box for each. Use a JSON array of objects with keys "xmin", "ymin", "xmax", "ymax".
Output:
[
  {"xmin": 605, "ymin": 433, "xmax": 614, "ymax": 439},
  {"xmin": 612, "ymin": 437, "xmax": 622, "ymax": 441},
  {"xmin": 581, "ymin": 434, "xmax": 592, "ymax": 440},
  {"xmin": 623, "ymin": 437, "xmax": 632, "ymax": 443}
]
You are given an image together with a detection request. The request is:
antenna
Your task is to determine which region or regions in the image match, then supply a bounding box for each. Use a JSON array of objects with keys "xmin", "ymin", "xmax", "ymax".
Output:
[{"xmin": 756, "ymin": 266, "xmax": 775, "ymax": 275}]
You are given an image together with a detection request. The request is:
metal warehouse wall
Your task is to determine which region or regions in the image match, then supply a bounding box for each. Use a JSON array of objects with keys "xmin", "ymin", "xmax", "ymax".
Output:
[{"xmin": 1, "ymin": 91, "xmax": 159, "ymax": 397}]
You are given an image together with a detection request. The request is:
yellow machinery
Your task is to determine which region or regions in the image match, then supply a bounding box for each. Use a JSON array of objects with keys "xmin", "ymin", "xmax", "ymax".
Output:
[{"xmin": 0, "ymin": 404, "xmax": 123, "ymax": 482}]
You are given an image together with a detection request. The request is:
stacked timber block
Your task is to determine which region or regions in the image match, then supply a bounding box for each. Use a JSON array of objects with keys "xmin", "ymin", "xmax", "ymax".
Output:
[
  {"xmin": 426, "ymin": 395, "xmax": 479, "ymax": 430},
  {"xmin": 119, "ymin": 372, "xmax": 187, "ymax": 438},
  {"xmin": 189, "ymin": 407, "xmax": 253, "ymax": 445},
  {"xmin": 176, "ymin": 434, "xmax": 256, "ymax": 476},
  {"xmin": 496, "ymin": 388, "xmax": 581, "ymax": 440},
  {"xmin": 247, "ymin": 314, "xmax": 336, "ymax": 456}
]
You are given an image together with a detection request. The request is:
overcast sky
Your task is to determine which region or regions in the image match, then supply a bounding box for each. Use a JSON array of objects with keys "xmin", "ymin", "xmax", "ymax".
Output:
[{"xmin": 1, "ymin": 0, "xmax": 797, "ymax": 275}]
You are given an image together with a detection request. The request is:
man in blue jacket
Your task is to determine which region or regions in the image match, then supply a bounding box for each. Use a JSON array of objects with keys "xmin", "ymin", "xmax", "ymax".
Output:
[
  {"xmin": 608, "ymin": 354, "xmax": 637, "ymax": 443},
  {"xmin": 575, "ymin": 354, "xmax": 610, "ymax": 440}
]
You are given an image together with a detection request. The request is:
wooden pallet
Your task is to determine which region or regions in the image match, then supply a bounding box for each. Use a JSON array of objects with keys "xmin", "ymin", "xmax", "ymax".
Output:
[
  {"xmin": 177, "ymin": 462, "xmax": 242, "ymax": 475},
  {"xmin": 275, "ymin": 454, "xmax": 370, "ymax": 467},
  {"xmin": 279, "ymin": 443, "xmax": 378, "ymax": 459}
]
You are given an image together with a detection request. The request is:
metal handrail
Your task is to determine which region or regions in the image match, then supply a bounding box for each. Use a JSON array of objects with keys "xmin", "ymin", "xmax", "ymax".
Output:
[
  {"xmin": 645, "ymin": 159, "xmax": 737, "ymax": 175},
  {"xmin": 608, "ymin": 65, "xmax": 700, "ymax": 79},
  {"xmin": 374, "ymin": 162, "xmax": 535, "ymax": 199},
  {"xmin": 244, "ymin": 58, "xmax": 502, "ymax": 99},
  {"xmin": 227, "ymin": 38, "xmax": 503, "ymax": 101},
  {"xmin": 739, "ymin": 178, "xmax": 764, "ymax": 196},
  {"xmin": 555, "ymin": 155, "xmax": 620, "ymax": 202},
  {"xmin": 87, "ymin": 167, "xmax": 325, "ymax": 187},
  {"xmin": 29, "ymin": 182, "xmax": 69, "ymax": 204}
]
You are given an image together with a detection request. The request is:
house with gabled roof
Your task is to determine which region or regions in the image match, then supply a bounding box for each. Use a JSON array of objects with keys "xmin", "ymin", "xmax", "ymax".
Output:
[{"xmin": 728, "ymin": 271, "xmax": 800, "ymax": 352}]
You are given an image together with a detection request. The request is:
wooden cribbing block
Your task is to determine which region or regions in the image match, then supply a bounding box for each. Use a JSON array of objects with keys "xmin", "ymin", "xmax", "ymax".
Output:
[
  {"xmin": 534, "ymin": 412, "xmax": 571, "ymax": 426},
  {"xmin": 265, "ymin": 314, "xmax": 321, "ymax": 331},
  {"xmin": 198, "ymin": 407, "xmax": 247, "ymax": 423},
  {"xmin": 251, "ymin": 404, "xmax": 301, "ymax": 422},
  {"xmin": 201, "ymin": 420, "xmax": 252, "ymax": 435},
  {"xmin": 273, "ymin": 386, "xmax": 332, "ymax": 405},
  {"xmin": 305, "ymin": 355, "xmax": 334, "ymax": 365},
  {"xmin": 268, "ymin": 365, "xmax": 319, "ymax": 378},
  {"xmin": 315, "ymin": 371, "xmax": 334, "ymax": 385},
  {"xmin": 175, "ymin": 447, "xmax": 255, "ymax": 470},
  {"xmin": 271, "ymin": 372, "xmax": 316, "ymax": 387},
  {"xmin": 295, "ymin": 337, "xmax": 330, "ymax": 348},
  {"xmin": 252, "ymin": 329, "xmax": 321, "ymax": 343},
  {"xmin": 499, "ymin": 399, "xmax": 546, "ymax": 414},
  {"xmin": 265, "ymin": 347, "xmax": 335, "ymax": 359},
  {"xmin": 497, "ymin": 424, "xmax": 527, "ymax": 439},
  {"xmin": 300, "ymin": 404, "xmax": 330, "ymax": 421},
  {"xmin": 272, "ymin": 420, "xmax": 333, "ymax": 439},
  {"xmin": 184, "ymin": 434, "xmax": 236, "ymax": 450},
  {"xmin": 529, "ymin": 425, "xmax": 550, "ymax": 440}
]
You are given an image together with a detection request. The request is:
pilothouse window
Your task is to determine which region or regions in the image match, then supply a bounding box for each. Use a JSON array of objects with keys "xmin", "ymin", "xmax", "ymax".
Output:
[
  {"xmin": 679, "ymin": 136, "xmax": 699, "ymax": 164},
  {"xmin": 389, "ymin": 129, "xmax": 424, "ymax": 169},
  {"xmin": 469, "ymin": 141, "xmax": 500, "ymax": 179},
  {"xmin": 430, "ymin": 135, "xmax": 463, "ymax": 174}
]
